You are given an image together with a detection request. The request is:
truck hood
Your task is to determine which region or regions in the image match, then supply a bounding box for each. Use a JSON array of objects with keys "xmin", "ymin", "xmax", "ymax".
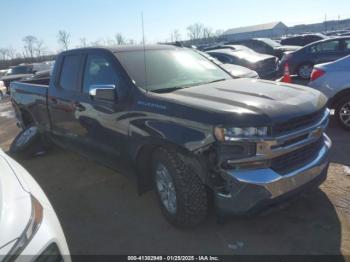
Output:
[{"xmin": 159, "ymin": 78, "xmax": 327, "ymax": 126}]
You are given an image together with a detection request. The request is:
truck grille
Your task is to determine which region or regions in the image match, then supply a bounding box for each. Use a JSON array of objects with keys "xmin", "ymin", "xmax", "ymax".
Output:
[
  {"xmin": 273, "ymin": 109, "xmax": 325, "ymax": 135},
  {"xmin": 271, "ymin": 138, "xmax": 324, "ymax": 175}
]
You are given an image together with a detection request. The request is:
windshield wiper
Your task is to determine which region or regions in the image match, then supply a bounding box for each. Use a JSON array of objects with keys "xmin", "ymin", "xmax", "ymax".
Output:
[
  {"xmin": 207, "ymin": 78, "xmax": 227, "ymax": 84},
  {"xmin": 152, "ymin": 86, "xmax": 185, "ymax": 93}
]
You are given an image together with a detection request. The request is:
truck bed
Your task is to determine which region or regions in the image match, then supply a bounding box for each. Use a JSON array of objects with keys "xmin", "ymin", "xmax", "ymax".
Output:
[{"xmin": 10, "ymin": 81, "xmax": 50, "ymax": 131}]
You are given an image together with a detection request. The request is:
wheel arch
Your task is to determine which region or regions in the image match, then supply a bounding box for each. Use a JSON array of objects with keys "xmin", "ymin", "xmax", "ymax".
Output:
[
  {"xmin": 329, "ymin": 87, "xmax": 350, "ymax": 109},
  {"xmin": 134, "ymin": 139, "xmax": 210, "ymax": 195}
]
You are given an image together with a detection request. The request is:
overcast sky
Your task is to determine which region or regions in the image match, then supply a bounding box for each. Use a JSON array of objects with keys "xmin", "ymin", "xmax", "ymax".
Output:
[{"xmin": 1, "ymin": 0, "xmax": 350, "ymax": 53}]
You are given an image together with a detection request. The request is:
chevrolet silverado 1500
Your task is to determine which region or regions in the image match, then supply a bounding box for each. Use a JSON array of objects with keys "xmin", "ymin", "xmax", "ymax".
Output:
[{"xmin": 10, "ymin": 45, "xmax": 331, "ymax": 227}]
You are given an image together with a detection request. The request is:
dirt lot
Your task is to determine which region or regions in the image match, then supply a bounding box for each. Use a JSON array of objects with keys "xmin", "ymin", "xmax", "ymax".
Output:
[{"xmin": 0, "ymin": 96, "xmax": 350, "ymax": 258}]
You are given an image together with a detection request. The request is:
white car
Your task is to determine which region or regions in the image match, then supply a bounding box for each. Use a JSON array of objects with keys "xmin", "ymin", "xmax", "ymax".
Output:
[
  {"xmin": 0, "ymin": 149, "xmax": 70, "ymax": 261},
  {"xmin": 0, "ymin": 80, "xmax": 6, "ymax": 99}
]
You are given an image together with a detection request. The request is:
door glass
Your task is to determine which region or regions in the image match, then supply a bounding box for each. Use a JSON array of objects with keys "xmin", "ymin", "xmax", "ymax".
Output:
[
  {"xmin": 211, "ymin": 53, "xmax": 231, "ymax": 63},
  {"xmin": 344, "ymin": 40, "xmax": 350, "ymax": 50},
  {"xmin": 83, "ymin": 55, "xmax": 118, "ymax": 94},
  {"xmin": 311, "ymin": 40, "xmax": 340, "ymax": 53},
  {"xmin": 59, "ymin": 55, "xmax": 82, "ymax": 91}
]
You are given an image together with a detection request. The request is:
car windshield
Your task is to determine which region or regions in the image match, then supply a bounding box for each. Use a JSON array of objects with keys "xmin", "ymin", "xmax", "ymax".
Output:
[
  {"xmin": 259, "ymin": 38, "xmax": 281, "ymax": 47},
  {"xmin": 116, "ymin": 48, "xmax": 231, "ymax": 92},
  {"xmin": 6, "ymin": 66, "xmax": 32, "ymax": 75}
]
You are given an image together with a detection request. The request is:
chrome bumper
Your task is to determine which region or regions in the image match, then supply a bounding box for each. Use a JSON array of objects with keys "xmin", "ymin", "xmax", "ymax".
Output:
[{"xmin": 215, "ymin": 133, "xmax": 331, "ymax": 215}]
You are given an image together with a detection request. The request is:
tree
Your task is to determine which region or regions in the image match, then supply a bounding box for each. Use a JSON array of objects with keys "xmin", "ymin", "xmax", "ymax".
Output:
[
  {"xmin": 170, "ymin": 29, "xmax": 181, "ymax": 42},
  {"xmin": 0, "ymin": 48, "xmax": 9, "ymax": 60},
  {"xmin": 35, "ymin": 39, "xmax": 45, "ymax": 57},
  {"xmin": 115, "ymin": 33, "xmax": 125, "ymax": 45},
  {"xmin": 187, "ymin": 23, "xmax": 204, "ymax": 40},
  {"xmin": 203, "ymin": 27, "xmax": 214, "ymax": 39},
  {"xmin": 57, "ymin": 30, "xmax": 70, "ymax": 50},
  {"xmin": 79, "ymin": 37, "xmax": 88, "ymax": 47},
  {"xmin": 23, "ymin": 35, "xmax": 38, "ymax": 60},
  {"xmin": 7, "ymin": 47, "xmax": 16, "ymax": 60}
]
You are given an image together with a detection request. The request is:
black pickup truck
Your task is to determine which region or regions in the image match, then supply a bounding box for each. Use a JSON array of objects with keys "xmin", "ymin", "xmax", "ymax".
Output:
[{"xmin": 10, "ymin": 45, "xmax": 331, "ymax": 227}]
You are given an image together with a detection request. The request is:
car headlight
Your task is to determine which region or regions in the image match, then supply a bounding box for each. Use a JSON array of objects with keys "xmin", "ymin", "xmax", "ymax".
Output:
[
  {"xmin": 4, "ymin": 195, "xmax": 43, "ymax": 261},
  {"xmin": 214, "ymin": 126, "xmax": 269, "ymax": 141}
]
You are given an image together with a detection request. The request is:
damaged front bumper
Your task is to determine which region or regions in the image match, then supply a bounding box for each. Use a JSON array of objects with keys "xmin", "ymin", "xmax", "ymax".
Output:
[{"xmin": 214, "ymin": 133, "xmax": 331, "ymax": 216}]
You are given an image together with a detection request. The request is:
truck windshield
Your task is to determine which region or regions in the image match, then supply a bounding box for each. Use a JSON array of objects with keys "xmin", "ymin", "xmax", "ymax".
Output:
[
  {"xmin": 116, "ymin": 48, "xmax": 231, "ymax": 92},
  {"xmin": 7, "ymin": 66, "xmax": 33, "ymax": 75}
]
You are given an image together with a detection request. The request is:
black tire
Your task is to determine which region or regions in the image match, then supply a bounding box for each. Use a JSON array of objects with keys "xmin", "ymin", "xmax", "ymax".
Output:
[
  {"xmin": 9, "ymin": 125, "xmax": 47, "ymax": 159},
  {"xmin": 335, "ymin": 94, "xmax": 350, "ymax": 131},
  {"xmin": 297, "ymin": 63, "xmax": 313, "ymax": 79},
  {"xmin": 152, "ymin": 148, "xmax": 208, "ymax": 228}
]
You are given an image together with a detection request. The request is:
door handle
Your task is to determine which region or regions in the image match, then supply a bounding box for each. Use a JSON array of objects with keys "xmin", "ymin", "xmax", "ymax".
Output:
[
  {"xmin": 50, "ymin": 97, "xmax": 58, "ymax": 104},
  {"xmin": 74, "ymin": 102, "xmax": 86, "ymax": 112}
]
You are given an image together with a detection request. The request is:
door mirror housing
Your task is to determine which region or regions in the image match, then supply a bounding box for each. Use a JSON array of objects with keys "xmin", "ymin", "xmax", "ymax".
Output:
[{"xmin": 89, "ymin": 84, "xmax": 117, "ymax": 101}]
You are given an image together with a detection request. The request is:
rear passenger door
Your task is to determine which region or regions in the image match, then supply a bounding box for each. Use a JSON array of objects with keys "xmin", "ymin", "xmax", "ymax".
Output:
[{"xmin": 48, "ymin": 53, "xmax": 86, "ymax": 144}]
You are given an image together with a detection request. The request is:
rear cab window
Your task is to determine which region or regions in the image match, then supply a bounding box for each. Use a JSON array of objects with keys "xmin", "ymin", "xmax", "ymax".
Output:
[{"xmin": 58, "ymin": 55, "xmax": 84, "ymax": 91}]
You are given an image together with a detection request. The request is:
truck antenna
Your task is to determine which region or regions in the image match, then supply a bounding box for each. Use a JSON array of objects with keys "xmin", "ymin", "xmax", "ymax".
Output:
[{"xmin": 141, "ymin": 12, "xmax": 148, "ymax": 92}]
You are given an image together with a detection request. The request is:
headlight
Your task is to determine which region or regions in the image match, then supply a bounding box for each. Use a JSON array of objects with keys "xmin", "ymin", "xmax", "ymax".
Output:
[
  {"xmin": 4, "ymin": 195, "xmax": 43, "ymax": 261},
  {"xmin": 214, "ymin": 126, "xmax": 268, "ymax": 141}
]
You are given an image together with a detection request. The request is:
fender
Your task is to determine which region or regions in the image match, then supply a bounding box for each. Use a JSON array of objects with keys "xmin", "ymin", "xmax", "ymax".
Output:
[{"xmin": 128, "ymin": 118, "xmax": 216, "ymax": 194}]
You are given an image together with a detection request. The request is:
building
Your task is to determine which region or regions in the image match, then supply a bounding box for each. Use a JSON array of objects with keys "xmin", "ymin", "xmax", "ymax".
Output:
[
  {"xmin": 221, "ymin": 22, "xmax": 288, "ymax": 41},
  {"xmin": 288, "ymin": 18, "xmax": 350, "ymax": 35}
]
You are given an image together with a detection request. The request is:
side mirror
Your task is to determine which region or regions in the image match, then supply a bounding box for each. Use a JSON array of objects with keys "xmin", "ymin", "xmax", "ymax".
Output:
[{"xmin": 89, "ymin": 84, "xmax": 117, "ymax": 101}]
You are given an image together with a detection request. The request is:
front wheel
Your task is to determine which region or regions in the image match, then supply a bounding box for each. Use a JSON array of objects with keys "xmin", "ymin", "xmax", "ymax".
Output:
[
  {"xmin": 335, "ymin": 95, "xmax": 350, "ymax": 131},
  {"xmin": 152, "ymin": 148, "xmax": 208, "ymax": 228},
  {"xmin": 297, "ymin": 63, "xmax": 313, "ymax": 79}
]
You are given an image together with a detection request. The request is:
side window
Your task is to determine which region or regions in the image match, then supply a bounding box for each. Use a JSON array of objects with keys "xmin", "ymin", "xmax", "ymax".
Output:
[
  {"xmin": 344, "ymin": 40, "xmax": 350, "ymax": 50},
  {"xmin": 59, "ymin": 55, "xmax": 82, "ymax": 91},
  {"xmin": 211, "ymin": 53, "xmax": 231, "ymax": 64},
  {"xmin": 311, "ymin": 40, "xmax": 340, "ymax": 53},
  {"xmin": 83, "ymin": 54, "xmax": 119, "ymax": 94}
]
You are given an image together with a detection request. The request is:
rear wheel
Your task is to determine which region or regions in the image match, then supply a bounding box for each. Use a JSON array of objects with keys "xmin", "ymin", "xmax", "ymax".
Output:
[
  {"xmin": 335, "ymin": 95, "xmax": 350, "ymax": 131},
  {"xmin": 297, "ymin": 63, "xmax": 313, "ymax": 79},
  {"xmin": 9, "ymin": 125, "xmax": 47, "ymax": 158},
  {"xmin": 152, "ymin": 148, "xmax": 208, "ymax": 228}
]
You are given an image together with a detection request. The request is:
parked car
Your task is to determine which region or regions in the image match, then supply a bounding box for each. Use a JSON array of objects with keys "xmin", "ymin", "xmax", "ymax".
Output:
[
  {"xmin": 10, "ymin": 45, "xmax": 331, "ymax": 227},
  {"xmin": 228, "ymin": 38, "xmax": 300, "ymax": 58},
  {"xmin": 0, "ymin": 148, "xmax": 70, "ymax": 260},
  {"xmin": 0, "ymin": 80, "xmax": 6, "ymax": 100},
  {"xmin": 20, "ymin": 69, "xmax": 52, "ymax": 85},
  {"xmin": 280, "ymin": 33, "xmax": 328, "ymax": 46},
  {"xmin": 205, "ymin": 45, "xmax": 277, "ymax": 79},
  {"xmin": 0, "ymin": 69, "xmax": 8, "ymax": 77},
  {"xmin": 279, "ymin": 36, "xmax": 350, "ymax": 79},
  {"xmin": 197, "ymin": 51, "xmax": 259, "ymax": 78},
  {"xmin": 309, "ymin": 55, "xmax": 350, "ymax": 130},
  {"xmin": 1, "ymin": 64, "xmax": 35, "ymax": 93}
]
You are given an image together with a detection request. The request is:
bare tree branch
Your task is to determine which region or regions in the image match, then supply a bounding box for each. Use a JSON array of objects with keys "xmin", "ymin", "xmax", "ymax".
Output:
[
  {"xmin": 57, "ymin": 30, "xmax": 70, "ymax": 51},
  {"xmin": 115, "ymin": 33, "xmax": 125, "ymax": 45},
  {"xmin": 23, "ymin": 35, "xmax": 38, "ymax": 60}
]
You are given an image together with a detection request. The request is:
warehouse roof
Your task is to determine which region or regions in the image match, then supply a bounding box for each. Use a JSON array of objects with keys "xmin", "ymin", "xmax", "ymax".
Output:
[{"xmin": 223, "ymin": 21, "xmax": 287, "ymax": 35}]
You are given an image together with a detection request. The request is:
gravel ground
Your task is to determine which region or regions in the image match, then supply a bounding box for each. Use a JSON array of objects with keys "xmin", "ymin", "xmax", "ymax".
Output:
[{"xmin": 0, "ymin": 96, "xmax": 349, "ymax": 259}]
